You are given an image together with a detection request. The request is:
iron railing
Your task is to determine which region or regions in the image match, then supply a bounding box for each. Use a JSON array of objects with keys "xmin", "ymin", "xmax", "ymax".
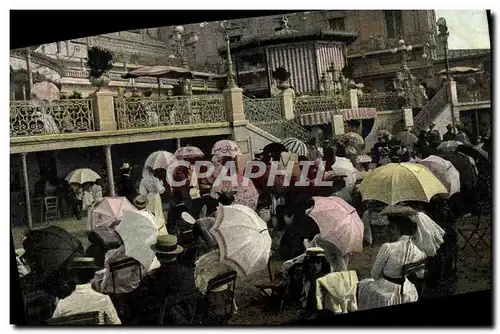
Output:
[
  {"xmin": 244, "ymin": 97, "xmax": 312, "ymax": 142},
  {"xmin": 10, "ymin": 99, "xmax": 94, "ymax": 137},
  {"xmin": 456, "ymin": 81, "xmax": 491, "ymax": 103},
  {"xmin": 357, "ymin": 92, "xmax": 401, "ymax": 111},
  {"xmin": 114, "ymin": 95, "xmax": 227, "ymax": 130},
  {"xmin": 294, "ymin": 95, "xmax": 349, "ymax": 117},
  {"xmin": 413, "ymin": 86, "xmax": 448, "ymax": 132}
]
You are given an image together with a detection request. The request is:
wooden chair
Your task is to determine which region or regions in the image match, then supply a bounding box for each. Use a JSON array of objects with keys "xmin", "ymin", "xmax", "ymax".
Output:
[
  {"xmin": 23, "ymin": 290, "xmax": 56, "ymax": 325},
  {"xmin": 44, "ymin": 196, "xmax": 60, "ymax": 223},
  {"xmin": 204, "ymin": 270, "xmax": 238, "ymax": 325},
  {"xmin": 108, "ymin": 257, "xmax": 143, "ymax": 295},
  {"xmin": 48, "ymin": 311, "xmax": 106, "ymax": 325},
  {"xmin": 457, "ymin": 201, "xmax": 491, "ymax": 255},
  {"xmin": 31, "ymin": 197, "xmax": 44, "ymax": 226}
]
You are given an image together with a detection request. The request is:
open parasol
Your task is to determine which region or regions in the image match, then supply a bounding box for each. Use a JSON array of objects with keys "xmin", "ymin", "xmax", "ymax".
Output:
[
  {"xmin": 359, "ymin": 163, "xmax": 448, "ymax": 206},
  {"xmin": 122, "ymin": 65, "xmax": 194, "ymax": 96},
  {"xmin": 417, "ymin": 155, "xmax": 461, "ymax": 197},
  {"xmin": 88, "ymin": 197, "xmax": 137, "ymax": 244},
  {"xmin": 31, "ymin": 81, "xmax": 60, "ymax": 103},
  {"xmin": 65, "ymin": 168, "xmax": 101, "ymax": 184},
  {"xmin": 145, "ymin": 151, "xmax": 177, "ymax": 170},
  {"xmin": 211, "ymin": 140, "xmax": 242, "ymax": 164},
  {"xmin": 23, "ymin": 226, "xmax": 85, "ymax": 281},
  {"xmin": 174, "ymin": 146, "xmax": 205, "ymax": 161},
  {"xmin": 281, "ymin": 137, "xmax": 308, "ymax": 157},
  {"xmin": 395, "ymin": 130, "xmax": 418, "ymax": 148},
  {"xmin": 210, "ymin": 204, "xmax": 272, "ymax": 277},
  {"xmin": 115, "ymin": 210, "xmax": 158, "ymax": 269},
  {"xmin": 308, "ymin": 196, "xmax": 364, "ymax": 256},
  {"xmin": 436, "ymin": 67, "xmax": 480, "ymax": 75}
]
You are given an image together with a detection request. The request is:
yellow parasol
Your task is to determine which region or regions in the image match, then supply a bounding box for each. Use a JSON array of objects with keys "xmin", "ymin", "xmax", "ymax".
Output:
[{"xmin": 358, "ymin": 162, "xmax": 448, "ymax": 206}]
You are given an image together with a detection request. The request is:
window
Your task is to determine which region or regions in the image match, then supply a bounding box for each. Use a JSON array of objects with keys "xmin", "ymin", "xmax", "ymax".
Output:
[
  {"xmin": 384, "ymin": 10, "xmax": 403, "ymax": 39},
  {"xmin": 229, "ymin": 35, "xmax": 242, "ymax": 44},
  {"xmin": 328, "ymin": 18, "xmax": 345, "ymax": 31}
]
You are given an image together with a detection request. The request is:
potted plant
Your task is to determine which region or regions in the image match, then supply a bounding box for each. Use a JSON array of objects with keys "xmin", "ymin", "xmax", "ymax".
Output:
[
  {"xmin": 272, "ymin": 67, "xmax": 291, "ymax": 90},
  {"xmin": 86, "ymin": 46, "xmax": 114, "ymax": 88}
]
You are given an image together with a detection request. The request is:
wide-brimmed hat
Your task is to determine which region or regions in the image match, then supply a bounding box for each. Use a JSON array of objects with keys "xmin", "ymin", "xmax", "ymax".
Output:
[
  {"xmin": 150, "ymin": 235, "xmax": 184, "ymax": 255},
  {"xmin": 69, "ymin": 257, "xmax": 99, "ymax": 269},
  {"xmin": 133, "ymin": 195, "xmax": 148, "ymax": 210},
  {"xmin": 121, "ymin": 163, "xmax": 131, "ymax": 170}
]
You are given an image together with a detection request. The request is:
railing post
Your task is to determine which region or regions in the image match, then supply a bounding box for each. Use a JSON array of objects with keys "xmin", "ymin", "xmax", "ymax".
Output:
[
  {"xmin": 349, "ymin": 89, "xmax": 359, "ymax": 109},
  {"xmin": 445, "ymin": 79, "xmax": 460, "ymax": 128},
  {"xmin": 332, "ymin": 115, "xmax": 345, "ymax": 136},
  {"xmin": 103, "ymin": 145, "xmax": 115, "ymax": 197},
  {"xmin": 91, "ymin": 91, "xmax": 118, "ymax": 131},
  {"xmin": 281, "ymin": 88, "xmax": 295, "ymax": 120},
  {"xmin": 402, "ymin": 108, "xmax": 414, "ymax": 130},
  {"xmin": 20, "ymin": 153, "xmax": 33, "ymax": 230},
  {"xmin": 224, "ymin": 87, "xmax": 246, "ymax": 123}
]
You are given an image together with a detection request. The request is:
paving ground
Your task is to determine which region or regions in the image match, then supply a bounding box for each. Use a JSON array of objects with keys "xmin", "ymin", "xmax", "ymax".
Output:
[{"xmin": 11, "ymin": 214, "xmax": 492, "ymax": 325}]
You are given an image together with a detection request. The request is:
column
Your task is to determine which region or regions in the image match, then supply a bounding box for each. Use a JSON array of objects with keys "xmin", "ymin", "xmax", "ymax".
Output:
[
  {"xmin": 176, "ymin": 138, "xmax": 181, "ymax": 150},
  {"xmin": 92, "ymin": 91, "xmax": 118, "ymax": 131},
  {"xmin": 104, "ymin": 145, "xmax": 115, "ymax": 197},
  {"xmin": 25, "ymin": 48, "xmax": 33, "ymax": 95},
  {"xmin": 20, "ymin": 153, "xmax": 33, "ymax": 229}
]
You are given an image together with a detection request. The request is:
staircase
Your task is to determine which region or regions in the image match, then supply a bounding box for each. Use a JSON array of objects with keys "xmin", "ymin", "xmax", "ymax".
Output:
[
  {"xmin": 243, "ymin": 97, "xmax": 312, "ymax": 142},
  {"xmin": 412, "ymin": 86, "xmax": 449, "ymax": 133}
]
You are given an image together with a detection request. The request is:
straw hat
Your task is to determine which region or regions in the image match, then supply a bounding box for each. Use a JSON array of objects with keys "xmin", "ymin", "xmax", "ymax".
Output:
[
  {"xmin": 121, "ymin": 163, "xmax": 131, "ymax": 171},
  {"xmin": 150, "ymin": 235, "xmax": 184, "ymax": 255},
  {"xmin": 305, "ymin": 247, "xmax": 325, "ymax": 257},
  {"xmin": 181, "ymin": 212, "xmax": 196, "ymax": 225},
  {"xmin": 133, "ymin": 195, "xmax": 148, "ymax": 210}
]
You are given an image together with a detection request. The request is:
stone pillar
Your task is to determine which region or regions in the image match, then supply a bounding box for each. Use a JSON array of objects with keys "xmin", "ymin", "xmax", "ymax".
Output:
[
  {"xmin": 349, "ymin": 89, "xmax": 359, "ymax": 109},
  {"xmin": 91, "ymin": 90, "xmax": 118, "ymax": 131},
  {"xmin": 20, "ymin": 153, "xmax": 33, "ymax": 229},
  {"xmin": 445, "ymin": 79, "xmax": 460, "ymax": 128},
  {"xmin": 402, "ymin": 108, "xmax": 414, "ymax": 129},
  {"xmin": 176, "ymin": 138, "xmax": 181, "ymax": 149},
  {"xmin": 332, "ymin": 114, "xmax": 345, "ymax": 136},
  {"xmin": 224, "ymin": 87, "xmax": 246, "ymax": 123},
  {"xmin": 103, "ymin": 145, "xmax": 115, "ymax": 197},
  {"xmin": 282, "ymin": 88, "xmax": 295, "ymax": 120}
]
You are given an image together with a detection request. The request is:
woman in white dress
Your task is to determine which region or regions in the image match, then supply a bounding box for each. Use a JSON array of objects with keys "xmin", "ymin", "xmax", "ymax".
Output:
[
  {"xmin": 357, "ymin": 206, "xmax": 445, "ymax": 310},
  {"xmin": 139, "ymin": 167, "xmax": 166, "ymax": 230}
]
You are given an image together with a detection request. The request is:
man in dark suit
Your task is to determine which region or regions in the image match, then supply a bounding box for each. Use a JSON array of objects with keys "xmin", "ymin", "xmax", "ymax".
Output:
[
  {"xmin": 116, "ymin": 163, "xmax": 137, "ymax": 203},
  {"xmin": 131, "ymin": 235, "xmax": 197, "ymax": 325},
  {"xmin": 189, "ymin": 179, "xmax": 218, "ymax": 219}
]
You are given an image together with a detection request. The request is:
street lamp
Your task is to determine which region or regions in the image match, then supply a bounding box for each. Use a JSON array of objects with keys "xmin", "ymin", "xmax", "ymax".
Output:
[
  {"xmin": 218, "ymin": 21, "xmax": 238, "ymax": 89},
  {"xmin": 436, "ymin": 17, "xmax": 451, "ymax": 80},
  {"xmin": 169, "ymin": 25, "xmax": 199, "ymax": 69},
  {"xmin": 391, "ymin": 39, "xmax": 413, "ymax": 69}
]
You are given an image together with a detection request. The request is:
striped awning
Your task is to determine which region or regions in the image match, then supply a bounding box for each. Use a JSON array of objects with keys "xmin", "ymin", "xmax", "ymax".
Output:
[
  {"xmin": 340, "ymin": 108, "xmax": 378, "ymax": 120},
  {"xmin": 297, "ymin": 111, "xmax": 334, "ymax": 126},
  {"xmin": 297, "ymin": 108, "xmax": 378, "ymax": 126}
]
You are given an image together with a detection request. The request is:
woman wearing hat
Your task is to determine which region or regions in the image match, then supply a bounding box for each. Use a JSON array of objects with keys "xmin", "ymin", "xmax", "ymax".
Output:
[
  {"xmin": 116, "ymin": 163, "xmax": 138, "ymax": 203},
  {"xmin": 139, "ymin": 166, "xmax": 167, "ymax": 232},
  {"xmin": 130, "ymin": 235, "xmax": 197, "ymax": 325},
  {"xmin": 357, "ymin": 206, "xmax": 445, "ymax": 310}
]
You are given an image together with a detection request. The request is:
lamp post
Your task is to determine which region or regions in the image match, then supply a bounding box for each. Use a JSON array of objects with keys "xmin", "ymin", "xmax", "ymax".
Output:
[
  {"xmin": 390, "ymin": 39, "xmax": 413, "ymax": 69},
  {"xmin": 169, "ymin": 26, "xmax": 199, "ymax": 70},
  {"xmin": 218, "ymin": 21, "xmax": 238, "ymax": 89},
  {"xmin": 437, "ymin": 17, "xmax": 451, "ymax": 80}
]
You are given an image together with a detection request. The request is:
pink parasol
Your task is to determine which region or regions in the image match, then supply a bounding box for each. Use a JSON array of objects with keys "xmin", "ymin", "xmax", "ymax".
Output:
[
  {"xmin": 211, "ymin": 140, "xmax": 242, "ymax": 164},
  {"xmin": 174, "ymin": 146, "xmax": 205, "ymax": 161},
  {"xmin": 87, "ymin": 197, "xmax": 137, "ymax": 244},
  {"xmin": 308, "ymin": 196, "xmax": 364, "ymax": 255},
  {"xmin": 211, "ymin": 168, "xmax": 259, "ymax": 210}
]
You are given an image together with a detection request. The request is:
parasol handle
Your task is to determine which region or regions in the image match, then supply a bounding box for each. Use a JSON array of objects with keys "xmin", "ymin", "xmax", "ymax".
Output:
[{"xmin": 259, "ymin": 229, "xmax": 268, "ymax": 234}]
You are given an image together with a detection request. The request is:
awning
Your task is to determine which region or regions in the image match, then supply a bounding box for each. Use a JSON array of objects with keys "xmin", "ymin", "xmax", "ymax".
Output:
[
  {"xmin": 341, "ymin": 108, "xmax": 378, "ymax": 120},
  {"xmin": 297, "ymin": 108, "xmax": 378, "ymax": 126},
  {"xmin": 297, "ymin": 111, "xmax": 334, "ymax": 126}
]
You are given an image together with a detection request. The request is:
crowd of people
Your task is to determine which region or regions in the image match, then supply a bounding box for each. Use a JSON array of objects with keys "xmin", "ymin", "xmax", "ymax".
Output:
[{"xmin": 15, "ymin": 124, "xmax": 492, "ymax": 325}]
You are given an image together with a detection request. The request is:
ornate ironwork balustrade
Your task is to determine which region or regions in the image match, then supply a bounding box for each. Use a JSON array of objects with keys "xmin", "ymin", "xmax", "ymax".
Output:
[
  {"xmin": 244, "ymin": 97, "xmax": 312, "ymax": 142},
  {"xmin": 114, "ymin": 95, "xmax": 227, "ymax": 130},
  {"xmin": 294, "ymin": 95, "xmax": 349, "ymax": 117},
  {"xmin": 357, "ymin": 92, "xmax": 401, "ymax": 111},
  {"xmin": 10, "ymin": 99, "xmax": 94, "ymax": 137}
]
